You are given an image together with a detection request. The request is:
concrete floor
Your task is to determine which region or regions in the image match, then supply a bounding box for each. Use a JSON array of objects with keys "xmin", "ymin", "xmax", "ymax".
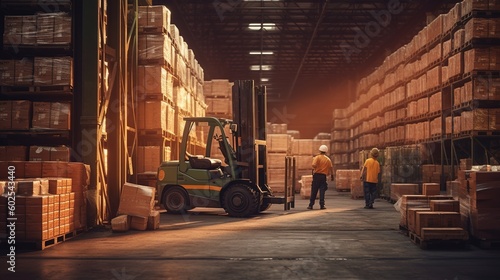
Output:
[{"xmin": 1, "ymin": 191, "xmax": 500, "ymax": 280}]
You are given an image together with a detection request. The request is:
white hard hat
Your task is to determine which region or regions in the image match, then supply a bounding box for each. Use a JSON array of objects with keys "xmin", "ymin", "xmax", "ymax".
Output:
[{"xmin": 319, "ymin": 145, "xmax": 328, "ymax": 153}]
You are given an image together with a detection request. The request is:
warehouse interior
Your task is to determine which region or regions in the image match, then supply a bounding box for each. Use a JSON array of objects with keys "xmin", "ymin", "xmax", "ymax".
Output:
[{"xmin": 0, "ymin": 0, "xmax": 500, "ymax": 278}]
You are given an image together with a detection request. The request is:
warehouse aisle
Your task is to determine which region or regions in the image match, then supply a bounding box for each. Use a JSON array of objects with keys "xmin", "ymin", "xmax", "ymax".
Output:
[{"xmin": 2, "ymin": 191, "xmax": 500, "ymax": 280}]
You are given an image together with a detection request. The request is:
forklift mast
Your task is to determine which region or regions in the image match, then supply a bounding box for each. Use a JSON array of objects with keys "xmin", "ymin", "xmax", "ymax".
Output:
[{"xmin": 232, "ymin": 80, "xmax": 268, "ymax": 188}]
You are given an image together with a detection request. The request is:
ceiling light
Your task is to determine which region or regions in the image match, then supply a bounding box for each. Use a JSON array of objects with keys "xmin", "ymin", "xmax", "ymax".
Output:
[
  {"xmin": 250, "ymin": 65, "xmax": 272, "ymax": 71},
  {"xmin": 261, "ymin": 78, "xmax": 269, "ymax": 82},
  {"xmin": 249, "ymin": 51, "xmax": 274, "ymax": 55},
  {"xmin": 248, "ymin": 23, "xmax": 277, "ymax": 31}
]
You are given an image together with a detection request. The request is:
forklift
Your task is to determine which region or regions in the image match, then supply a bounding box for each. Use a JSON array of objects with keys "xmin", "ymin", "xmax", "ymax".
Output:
[{"xmin": 156, "ymin": 80, "xmax": 295, "ymax": 217}]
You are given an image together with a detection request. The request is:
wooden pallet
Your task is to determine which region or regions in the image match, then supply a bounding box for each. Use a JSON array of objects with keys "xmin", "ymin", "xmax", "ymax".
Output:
[
  {"xmin": 16, "ymin": 227, "xmax": 87, "ymax": 250},
  {"xmin": 471, "ymin": 238, "xmax": 500, "ymax": 249},
  {"xmin": 1, "ymin": 85, "xmax": 73, "ymax": 94},
  {"xmin": 409, "ymin": 228, "xmax": 469, "ymax": 249},
  {"xmin": 139, "ymin": 26, "xmax": 168, "ymax": 35}
]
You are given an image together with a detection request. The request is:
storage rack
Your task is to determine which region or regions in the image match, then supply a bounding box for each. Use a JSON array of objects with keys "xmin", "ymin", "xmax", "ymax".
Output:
[{"xmin": 330, "ymin": 1, "xmax": 500, "ymax": 189}]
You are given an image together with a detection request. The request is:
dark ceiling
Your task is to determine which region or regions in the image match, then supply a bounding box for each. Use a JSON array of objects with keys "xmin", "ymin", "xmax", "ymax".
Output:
[{"xmin": 154, "ymin": 0, "xmax": 462, "ymax": 136}]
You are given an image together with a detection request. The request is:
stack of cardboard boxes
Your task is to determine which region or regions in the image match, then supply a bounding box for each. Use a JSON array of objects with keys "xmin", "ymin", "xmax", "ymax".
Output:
[
  {"xmin": 398, "ymin": 183, "xmax": 468, "ymax": 245},
  {"xmin": 458, "ymin": 171, "xmax": 500, "ymax": 241},
  {"xmin": 0, "ymin": 162, "xmax": 89, "ymax": 248},
  {"xmin": 112, "ymin": 182, "xmax": 160, "ymax": 232}
]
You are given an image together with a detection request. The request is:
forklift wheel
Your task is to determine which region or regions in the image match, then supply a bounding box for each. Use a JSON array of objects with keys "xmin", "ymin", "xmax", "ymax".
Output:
[
  {"xmin": 259, "ymin": 202, "xmax": 272, "ymax": 212},
  {"xmin": 163, "ymin": 186, "xmax": 190, "ymax": 214},
  {"xmin": 223, "ymin": 183, "xmax": 260, "ymax": 217}
]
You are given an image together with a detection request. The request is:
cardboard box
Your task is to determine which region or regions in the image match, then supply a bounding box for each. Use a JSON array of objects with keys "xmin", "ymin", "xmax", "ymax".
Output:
[
  {"xmin": 423, "ymin": 183, "xmax": 441, "ymax": 196},
  {"xmin": 50, "ymin": 146, "xmax": 70, "ymax": 161},
  {"xmin": 147, "ymin": 210, "xmax": 160, "ymax": 230},
  {"xmin": 32, "ymin": 102, "xmax": 52, "ymax": 129},
  {"xmin": 42, "ymin": 161, "xmax": 67, "ymax": 177},
  {"xmin": 37, "ymin": 13, "xmax": 55, "ymax": 44},
  {"xmin": 138, "ymin": 5, "xmax": 171, "ymax": 29},
  {"xmin": 3, "ymin": 16, "xmax": 23, "ymax": 45},
  {"xmin": 267, "ymin": 134, "xmax": 292, "ymax": 153},
  {"xmin": 0, "ymin": 60, "xmax": 15, "ymax": 86},
  {"xmin": 415, "ymin": 212, "xmax": 461, "ymax": 236},
  {"xmin": 14, "ymin": 59, "xmax": 33, "ymax": 85},
  {"xmin": 11, "ymin": 100, "xmax": 31, "ymax": 130},
  {"xmin": 117, "ymin": 183, "xmax": 155, "ymax": 218},
  {"xmin": 34, "ymin": 57, "xmax": 53, "ymax": 85},
  {"xmin": 0, "ymin": 101, "xmax": 12, "ymax": 129},
  {"xmin": 407, "ymin": 207, "xmax": 431, "ymax": 233},
  {"xmin": 111, "ymin": 214, "xmax": 130, "ymax": 232},
  {"xmin": 17, "ymin": 180, "xmax": 41, "ymax": 196},
  {"xmin": 430, "ymin": 200, "xmax": 459, "ymax": 212},
  {"xmin": 48, "ymin": 178, "xmax": 65, "ymax": 194},
  {"xmin": 53, "ymin": 15, "xmax": 72, "ymax": 45},
  {"xmin": 138, "ymin": 65, "xmax": 167, "ymax": 96},
  {"xmin": 138, "ymin": 100, "xmax": 167, "ymax": 131},
  {"xmin": 391, "ymin": 183, "xmax": 420, "ymax": 201},
  {"xmin": 38, "ymin": 179, "xmax": 49, "ymax": 195},
  {"xmin": 22, "ymin": 15, "xmax": 37, "ymax": 45},
  {"xmin": 1, "ymin": 146, "xmax": 27, "ymax": 161},
  {"xmin": 130, "ymin": 216, "xmax": 148, "ymax": 231},
  {"xmin": 50, "ymin": 102, "xmax": 71, "ymax": 130},
  {"xmin": 30, "ymin": 146, "xmax": 52, "ymax": 161},
  {"xmin": 66, "ymin": 162, "xmax": 90, "ymax": 193},
  {"xmin": 137, "ymin": 146, "xmax": 162, "ymax": 173},
  {"xmin": 52, "ymin": 57, "xmax": 73, "ymax": 86}
]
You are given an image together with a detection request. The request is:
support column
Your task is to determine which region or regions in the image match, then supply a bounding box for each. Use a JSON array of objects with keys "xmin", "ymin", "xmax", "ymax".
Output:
[
  {"xmin": 107, "ymin": 0, "xmax": 127, "ymax": 218},
  {"xmin": 75, "ymin": 0, "xmax": 100, "ymax": 226}
]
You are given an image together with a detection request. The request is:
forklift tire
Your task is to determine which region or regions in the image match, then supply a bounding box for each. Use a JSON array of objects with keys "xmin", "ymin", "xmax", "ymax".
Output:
[
  {"xmin": 163, "ymin": 186, "xmax": 190, "ymax": 214},
  {"xmin": 259, "ymin": 202, "xmax": 272, "ymax": 212},
  {"xmin": 223, "ymin": 184, "xmax": 260, "ymax": 217}
]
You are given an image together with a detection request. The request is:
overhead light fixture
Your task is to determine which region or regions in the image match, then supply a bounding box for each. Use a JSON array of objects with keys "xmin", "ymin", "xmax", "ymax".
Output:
[
  {"xmin": 250, "ymin": 65, "xmax": 272, "ymax": 71},
  {"xmin": 244, "ymin": 0, "xmax": 281, "ymax": 1},
  {"xmin": 261, "ymin": 78, "xmax": 269, "ymax": 82},
  {"xmin": 249, "ymin": 51, "xmax": 274, "ymax": 55},
  {"xmin": 248, "ymin": 23, "xmax": 277, "ymax": 31}
]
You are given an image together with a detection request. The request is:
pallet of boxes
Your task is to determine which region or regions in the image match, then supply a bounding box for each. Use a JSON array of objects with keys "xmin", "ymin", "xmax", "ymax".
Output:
[
  {"xmin": 0, "ymin": 160, "xmax": 90, "ymax": 250},
  {"xmin": 136, "ymin": 5, "xmax": 176, "ymax": 176},
  {"xmin": 396, "ymin": 182, "xmax": 468, "ymax": 249},
  {"xmin": 111, "ymin": 183, "xmax": 160, "ymax": 232},
  {"xmin": 458, "ymin": 170, "xmax": 500, "ymax": 249}
]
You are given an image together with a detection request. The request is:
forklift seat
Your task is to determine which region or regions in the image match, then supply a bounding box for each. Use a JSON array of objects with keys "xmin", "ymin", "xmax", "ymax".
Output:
[{"xmin": 188, "ymin": 155, "xmax": 222, "ymax": 170}]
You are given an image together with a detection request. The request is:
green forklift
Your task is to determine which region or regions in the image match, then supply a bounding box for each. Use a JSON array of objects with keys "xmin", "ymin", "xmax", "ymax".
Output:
[{"xmin": 156, "ymin": 80, "xmax": 295, "ymax": 217}]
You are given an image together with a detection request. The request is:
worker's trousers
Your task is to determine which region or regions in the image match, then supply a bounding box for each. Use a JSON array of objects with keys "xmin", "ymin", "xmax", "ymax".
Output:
[
  {"xmin": 309, "ymin": 173, "xmax": 327, "ymax": 207},
  {"xmin": 363, "ymin": 181, "xmax": 377, "ymax": 207}
]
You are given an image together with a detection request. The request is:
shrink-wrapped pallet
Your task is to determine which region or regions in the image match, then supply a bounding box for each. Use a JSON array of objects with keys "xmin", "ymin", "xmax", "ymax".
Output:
[
  {"xmin": 137, "ymin": 100, "xmax": 167, "ymax": 131},
  {"xmin": 138, "ymin": 5, "xmax": 171, "ymax": 31},
  {"xmin": 460, "ymin": 109, "xmax": 489, "ymax": 131},
  {"xmin": 14, "ymin": 59, "xmax": 33, "ymax": 86}
]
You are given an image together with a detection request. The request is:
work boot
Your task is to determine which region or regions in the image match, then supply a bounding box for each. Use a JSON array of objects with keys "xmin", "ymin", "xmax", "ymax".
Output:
[
  {"xmin": 320, "ymin": 206, "xmax": 326, "ymax": 210},
  {"xmin": 307, "ymin": 206, "xmax": 313, "ymax": 210}
]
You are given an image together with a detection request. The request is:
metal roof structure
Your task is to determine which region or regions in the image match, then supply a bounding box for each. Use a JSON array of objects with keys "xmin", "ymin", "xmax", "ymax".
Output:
[{"xmin": 155, "ymin": 0, "xmax": 462, "ymax": 135}]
